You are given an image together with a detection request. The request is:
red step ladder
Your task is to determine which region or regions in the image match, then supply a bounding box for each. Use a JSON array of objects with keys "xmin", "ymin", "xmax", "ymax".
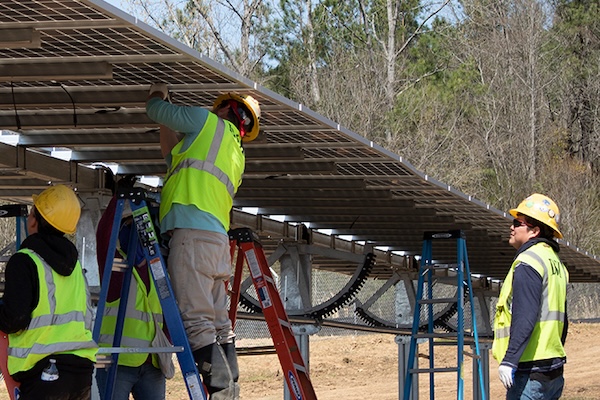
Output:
[{"xmin": 228, "ymin": 227, "xmax": 318, "ymax": 400}]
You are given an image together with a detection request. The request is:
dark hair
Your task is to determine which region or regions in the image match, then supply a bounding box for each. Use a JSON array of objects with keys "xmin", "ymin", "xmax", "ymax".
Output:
[
  {"xmin": 33, "ymin": 206, "xmax": 64, "ymax": 236},
  {"xmin": 218, "ymin": 101, "xmax": 252, "ymax": 133},
  {"xmin": 523, "ymin": 215, "xmax": 556, "ymax": 240}
]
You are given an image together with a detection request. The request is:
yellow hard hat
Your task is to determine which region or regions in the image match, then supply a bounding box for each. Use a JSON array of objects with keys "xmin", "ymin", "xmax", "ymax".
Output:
[
  {"xmin": 509, "ymin": 193, "xmax": 562, "ymax": 239},
  {"xmin": 213, "ymin": 93, "xmax": 261, "ymax": 142},
  {"xmin": 32, "ymin": 185, "xmax": 81, "ymax": 234}
]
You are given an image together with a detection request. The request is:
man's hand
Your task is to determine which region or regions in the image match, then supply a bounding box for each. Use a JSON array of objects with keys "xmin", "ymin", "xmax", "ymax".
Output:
[
  {"xmin": 148, "ymin": 83, "xmax": 169, "ymax": 100},
  {"xmin": 498, "ymin": 365, "xmax": 515, "ymax": 389}
]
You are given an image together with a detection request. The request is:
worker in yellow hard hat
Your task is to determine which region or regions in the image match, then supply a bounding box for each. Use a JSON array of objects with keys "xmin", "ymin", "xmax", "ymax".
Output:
[
  {"xmin": 0, "ymin": 184, "xmax": 97, "ymax": 400},
  {"xmin": 492, "ymin": 193, "xmax": 568, "ymax": 399},
  {"xmin": 145, "ymin": 84, "xmax": 261, "ymax": 399}
]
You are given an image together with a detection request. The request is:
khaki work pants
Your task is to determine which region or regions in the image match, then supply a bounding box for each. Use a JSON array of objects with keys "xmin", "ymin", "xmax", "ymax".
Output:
[{"xmin": 168, "ymin": 228, "xmax": 235, "ymax": 350}]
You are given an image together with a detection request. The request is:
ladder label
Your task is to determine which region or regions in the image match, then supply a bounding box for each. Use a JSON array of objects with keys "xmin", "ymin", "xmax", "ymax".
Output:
[
  {"xmin": 184, "ymin": 372, "xmax": 205, "ymax": 399},
  {"xmin": 287, "ymin": 371, "xmax": 303, "ymax": 400},
  {"xmin": 150, "ymin": 259, "xmax": 166, "ymax": 280},
  {"xmin": 150, "ymin": 259, "xmax": 171, "ymax": 300},
  {"xmin": 133, "ymin": 212, "xmax": 159, "ymax": 257},
  {"xmin": 258, "ymin": 286, "xmax": 272, "ymax": 309},
  {"xmin": 245, "ymin": 249, "xmax": 262, "ymax": 279}
]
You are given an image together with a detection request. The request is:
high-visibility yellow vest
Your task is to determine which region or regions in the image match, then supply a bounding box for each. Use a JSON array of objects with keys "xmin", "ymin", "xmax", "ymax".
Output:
[
  {"xmin": 160, "ymin": 114, "xmax": 245, "ymax": 231},
  {"xmin": 492, "ymin": 242, "xmax": 568, "ymax": 363},
  {"xmin": 7, "ymin": 249, "xmax": 97, "ymax": 375},
  {"xmin": 98, "ymin": 267, "xmax": 163, "ymax": 368}
]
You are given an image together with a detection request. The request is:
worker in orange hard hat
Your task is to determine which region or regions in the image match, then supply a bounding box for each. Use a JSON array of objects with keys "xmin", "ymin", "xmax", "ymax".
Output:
[
  {"xmin": 0, "ymin": 185, "xmax": 97, "ymax": 400},
  {"xmin": 492, "ymin": 193, "xmax": 568, "ymax": 400},
  {"xmin": 145, "ymin": 84, "xmax": 261, "ymax": 399}
]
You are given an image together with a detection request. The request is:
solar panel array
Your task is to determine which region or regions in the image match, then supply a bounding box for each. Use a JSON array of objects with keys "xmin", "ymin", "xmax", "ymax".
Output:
[{"xmin": 1, "ymin": 0, "xmax": 598, "ymax": 282}]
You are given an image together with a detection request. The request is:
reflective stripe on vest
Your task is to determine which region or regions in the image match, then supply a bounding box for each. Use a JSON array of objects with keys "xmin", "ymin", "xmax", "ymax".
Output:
[
  {"xmin": 492, "ymin": 243, "xmax": 568, "ymax": 363},
  {"xmin": 165, "ymin": 118, "xmax": 231, "ymax": 192},
  {"xmin": 8, "ymin": 249, "xmax": 97, "ymax": 374},
  {"xmin": 167, "ymin": 158, "xmax": 235, "ymax": 199},
  {"xmin": 159, "ymin": 114, "xmax": 245, "ymax": 230},
  {"xmin": 99, "ymin": 268, "xmax": 163, "ymax": 367}
]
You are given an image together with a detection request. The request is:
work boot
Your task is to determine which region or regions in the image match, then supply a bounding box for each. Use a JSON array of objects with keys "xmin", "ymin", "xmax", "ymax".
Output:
[
  {"xmin": 221, "ymin": 342, "xmax": 240, "ymax": 399},
  {"xmin": 193, "ymin": 343, "xmax": 237, "ymax": 400},
  {"xmin": 193, "ymin": 343, "xmax": 214, "ymax": 385}
]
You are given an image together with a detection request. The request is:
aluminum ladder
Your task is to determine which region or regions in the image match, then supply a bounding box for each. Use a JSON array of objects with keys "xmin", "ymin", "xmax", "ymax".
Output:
[{"xmin": 403, "ymin": 230, "xmax": 486, "ymax": 400}]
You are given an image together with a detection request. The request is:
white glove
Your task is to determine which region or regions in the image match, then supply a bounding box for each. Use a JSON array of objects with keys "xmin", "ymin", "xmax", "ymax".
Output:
[
  {"xmin": 149, "ymin": 83, "xmax": 169, "ymax": 100},
  {"xmin": 498, "ymin": 365, "xmax": 515, "ymax": 389}
]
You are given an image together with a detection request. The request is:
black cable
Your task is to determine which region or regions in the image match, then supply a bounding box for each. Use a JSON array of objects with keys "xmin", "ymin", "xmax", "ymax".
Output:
[
  {"xmin": 10, "ymin": 82, "xmax": 21, "ymax": 130},
  {"xmin": 59, "ymin": 83, "xmax": 77, "ymax": 127}
]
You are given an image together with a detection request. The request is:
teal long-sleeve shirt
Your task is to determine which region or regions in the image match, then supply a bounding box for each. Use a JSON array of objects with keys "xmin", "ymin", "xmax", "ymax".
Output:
[{"xmin": 146, "ymin": 97, "xmax": 226, "ymax": 236}]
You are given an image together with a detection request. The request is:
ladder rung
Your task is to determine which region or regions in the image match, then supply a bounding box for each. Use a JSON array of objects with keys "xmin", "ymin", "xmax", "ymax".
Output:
[
  {"xmin": 418, "ymin": 297, "xmax": 457, "ymax": 304},
  {"xmin": 432, "ymin": 341, "xmax": 459, "ymax": 346},
  {"xmin": 422, "ymin": 341, "xmax": 479, "ymax": 349},
  {"xmin": 410, "ymin": 367, "xmax": 459, "ymax": 374},
  {"xmin": 415, "ymin": 332, "xmax": 458, "ymax": 339},
  {"xmin": 423, "ymin": 263, "xmax": 457, "ymax": 270},
  {"xmin": 293, "ymin": 363, "xmax": 308, "ymax": 373},
  {"xmin": 278, "ymin": 318, "xmax": 292, "ymax": 329},
  {"xmin": 428, "ymin": 276, "xmax": 460, "ymax": 284},
  {"xmin": 111, "ymin": 259, "xmax": 128, "ymax": 272},
  {"xmin": 237, "ymin": 346, "xmax": 276, "ymax": 356},
  {"xmin": 97, "ymin": 346, "xmax": 184, "ymax": 354}
]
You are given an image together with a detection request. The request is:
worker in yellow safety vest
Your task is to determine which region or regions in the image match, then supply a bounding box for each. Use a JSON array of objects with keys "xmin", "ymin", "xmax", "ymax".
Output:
[
  {"xmin": 492, "ymin": 193, "xmax": 568, "ymax": 400},
  {"xmin": 145, "ymin": 84, "xmax": 261, "ymax": 400},
  {"xmin": 0, "ymin": 185, "xmax": 97, "ymax": 400}
]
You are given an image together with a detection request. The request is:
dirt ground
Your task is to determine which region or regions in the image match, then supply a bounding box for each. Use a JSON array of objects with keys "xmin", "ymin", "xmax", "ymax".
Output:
[
  {"xmin": 1, "ymin": 323, "xmax": 597, "ymax": 399},
  {"xmin": 165, "ymin": 322, "xmax": 599, "ymax": 400}
]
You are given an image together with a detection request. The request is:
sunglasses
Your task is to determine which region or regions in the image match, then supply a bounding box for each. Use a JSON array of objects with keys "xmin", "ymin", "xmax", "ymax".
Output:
[{"xmin": 512, "ymin": 219, "xmax": 533, "ymax": 229}]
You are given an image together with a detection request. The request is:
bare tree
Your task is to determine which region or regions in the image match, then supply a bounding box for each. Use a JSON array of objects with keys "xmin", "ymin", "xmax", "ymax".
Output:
[
  {"xmin": 442, "ymin": 0, "xmax": 560, "ymax": 205},
  {"xmin": 550, "ymin": 0, "xmax": 600, "ymax": 173},
  {"xmin": 124, "ymin": 0, "xmax": 271, "ymax": 78}
]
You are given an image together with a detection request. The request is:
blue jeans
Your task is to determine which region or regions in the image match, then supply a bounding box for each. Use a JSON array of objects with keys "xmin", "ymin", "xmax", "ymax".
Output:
[
  {"xmin": 507, "ymin": 370, "xmax": 564, "ymax": 400},
  {"xmin": 96, "ymin": 364, "xmax": 165, "ymax": 400}
]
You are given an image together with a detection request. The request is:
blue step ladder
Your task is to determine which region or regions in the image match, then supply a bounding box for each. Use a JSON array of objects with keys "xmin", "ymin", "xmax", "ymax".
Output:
[
  {"xmin": 403, "ymin": 230, "xmax": 486, "ymax": 400},
  {"xmin": 92, "ymin": 187, "xmax": 208, "ymax": 400}
]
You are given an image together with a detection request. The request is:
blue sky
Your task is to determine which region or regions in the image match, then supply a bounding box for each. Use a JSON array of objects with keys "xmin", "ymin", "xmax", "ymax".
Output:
[{"xmin": 104, "ymin": 0, "xmax": 125, "ymax": 9}]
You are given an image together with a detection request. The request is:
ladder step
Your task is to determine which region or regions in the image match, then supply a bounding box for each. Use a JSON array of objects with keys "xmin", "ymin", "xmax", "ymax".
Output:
[
  {"xmin": 415, "ymin": 332, "xmax": 458, "ymax": 339},
  {"xmin": 97, "ymin": 346, "xmax": 184, "ymax": 354},
  {"xmin": 418, "ymin": 297, "xmax": 457, "ymax": 304},
  {"xmin": 431, "ymin": 341, "xmax": 459, "ymax": 346},
  {"xmin": 111, "ymin": 258, "xmax": 128, "ymax": 272},
  {"xmin": 426, "ymin": 276, "xmax": 460, "ymax": 284},
  {"xmin": 409, "ymin": 367, "xmax": 459, "ymax": 374},
  {"xmin": 423, "ymin": 263, "xmax": 458, "ymax": 270},
  {"xmin": 95, "ymin": 347, "xmax": 183, "ymax": 368},
  {"xmin": 237, "ymin": 346, "xmax": 277, "ymax": 356}
]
